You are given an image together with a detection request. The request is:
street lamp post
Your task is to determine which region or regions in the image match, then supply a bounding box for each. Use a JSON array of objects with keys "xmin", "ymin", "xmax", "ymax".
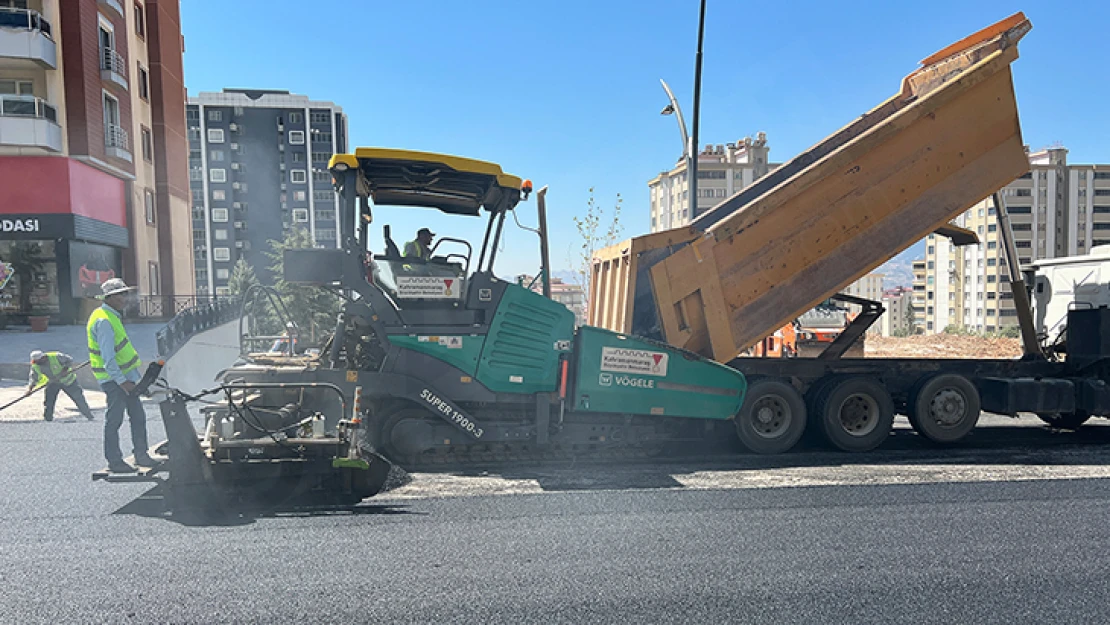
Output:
[{"xmin": 659, "ymin": 0, "xmax": 707, "ymax": 226}]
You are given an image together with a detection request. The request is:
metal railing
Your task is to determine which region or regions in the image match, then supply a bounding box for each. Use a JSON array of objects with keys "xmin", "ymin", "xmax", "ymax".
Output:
[
  {"xmin": 105, "ymin": 122, "xmax": 129, "ymax": 151},
  {"xmin": 0, "ymin": 7, "xmax": 52, "ymax": 37},
  {"xmin": 0, "ymin": 94, "xmax": 57, "ymax": 122},
  {"xmin": 154, "ymin": 296, "xmax": 241, "ymax": 359},
  {"xmin": 100, "ymin": 47, "xmax": 126, "ymax": 75}
]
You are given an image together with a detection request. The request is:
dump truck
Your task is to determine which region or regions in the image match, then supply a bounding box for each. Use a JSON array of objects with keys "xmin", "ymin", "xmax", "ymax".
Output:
[{"xmin": 591, "ymin": 12, "xmax": 1110, "ymax": 454}]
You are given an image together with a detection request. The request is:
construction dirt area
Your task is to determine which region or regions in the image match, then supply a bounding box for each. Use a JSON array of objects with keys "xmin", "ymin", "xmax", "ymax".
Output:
[{"xmin": 865, "ymin": 334, "xmax": 1023, "ymax": 359}]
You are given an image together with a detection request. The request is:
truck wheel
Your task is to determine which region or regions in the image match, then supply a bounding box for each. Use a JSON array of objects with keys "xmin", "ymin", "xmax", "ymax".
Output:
[
  {"xmin": 1036, "ymin": 411, "xmax": 1091, "ymax": 430},
  {"xmin": 734, "ymin": 379, "xmax": 807, "ymax": 454},
  {"xmin": 908, "ymin": 374, "xmax": 981, "ymax": 443},
  {"xmin": 819, "ymin": 377, "xmax": 894, "ymax": 452}
]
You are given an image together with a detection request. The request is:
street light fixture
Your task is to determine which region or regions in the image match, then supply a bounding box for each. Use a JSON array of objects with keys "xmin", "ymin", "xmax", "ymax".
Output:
[{"xmin": 658, "ymin": 0, "xmax": 707, "ymax": 226}]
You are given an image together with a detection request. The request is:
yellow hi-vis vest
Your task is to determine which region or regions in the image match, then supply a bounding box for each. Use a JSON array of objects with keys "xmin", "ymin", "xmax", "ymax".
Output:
[
  {"xmin": 87, "ymin": 307, "xmax": 141, "ymax": 382},
  {"xmin": 32, "ymin": 353, "xmax": 77, "ymax": 386}
]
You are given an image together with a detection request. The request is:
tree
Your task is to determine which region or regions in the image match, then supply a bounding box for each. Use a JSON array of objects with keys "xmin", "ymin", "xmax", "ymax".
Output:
[
  {"xmin": 570, "ymin": 187, "xmax": 623, "ymax": 304},
  {"xmin": 902, "ymin": 303, "xmax": 918, "ymax": 336},
  {"xmin": 265, "ymin": 228, "xmax": 342, "ymax": 344},
  {"xmin": 227, "ymin": 258, "xmax": 260, "ymax": 296}
]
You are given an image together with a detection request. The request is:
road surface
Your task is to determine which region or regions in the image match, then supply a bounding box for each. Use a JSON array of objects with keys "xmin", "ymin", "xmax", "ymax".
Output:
[{"xmin": 1, "ymin": 384, "xmax": 1109, "ymax": 624}]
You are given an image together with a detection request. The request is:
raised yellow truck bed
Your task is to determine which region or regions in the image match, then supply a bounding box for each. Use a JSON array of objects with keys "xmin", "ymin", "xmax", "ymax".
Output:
[{"xmin": 590, "ymin": 13, "xmax": 1032, "ymax": 361}]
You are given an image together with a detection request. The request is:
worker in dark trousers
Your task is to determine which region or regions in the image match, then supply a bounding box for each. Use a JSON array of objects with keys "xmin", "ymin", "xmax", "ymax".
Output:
[
  {"xmin": 25, "ymin": 350, "xmax": 95, "ymax": 422},
  {"xmin": 88, "ymin": 278, "xmax": 155, "ymax": 473}
]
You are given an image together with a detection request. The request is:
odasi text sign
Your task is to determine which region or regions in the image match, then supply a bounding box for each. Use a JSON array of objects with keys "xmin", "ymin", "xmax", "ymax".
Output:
[{"xmin": 0, "ymin": 215, "xmax": 66, "ymax": 239}]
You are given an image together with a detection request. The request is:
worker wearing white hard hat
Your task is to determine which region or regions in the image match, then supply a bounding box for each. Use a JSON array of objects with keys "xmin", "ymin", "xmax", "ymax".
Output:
[
  {"xmin": 24, "ymin": 350, "xmax": 94, "ymax": 421},
  {"xmin": 87, "ymin": 278, "xmax": 154, "ymax": 473}
]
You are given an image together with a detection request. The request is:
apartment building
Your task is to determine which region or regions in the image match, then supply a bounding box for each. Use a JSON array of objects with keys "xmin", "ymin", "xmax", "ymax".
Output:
[
  {"xmin": 648, "ymin": 132, "xmax": 773, "ymax": 233},
  {"xmin": 516, "ymin": 275, "xmax": 587, "ymax": 326},
  {"xmin": 911, "ymin": 259, "xmax": 926, "ymax": 332},
  {"xmin": 915, "ymin": 147, "xmax": 1110, "ymax": 333},
  {"xmin": 879, "ymin": 286, "xmax": 914, "ymax": 337},
  {"xmin": 0, "ymin": 0, "xmax": 192, "ymax": 323},
  {"xmin": 186, "ymin": 89, "xmax": 347, "ymax": 295}
]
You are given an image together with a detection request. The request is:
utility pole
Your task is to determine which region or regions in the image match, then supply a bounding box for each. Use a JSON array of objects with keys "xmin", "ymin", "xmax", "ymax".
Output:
[{"xmin": 690, "ymin": 0, "xmax": 707, "ymax": 220}]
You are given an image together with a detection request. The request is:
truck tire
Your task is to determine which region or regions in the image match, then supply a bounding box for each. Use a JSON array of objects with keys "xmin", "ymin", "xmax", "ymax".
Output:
[
  {"xmin": 734, "ymin": 379, "xmax": 807, "ymax": 454},
  {"xmin": 818, "ymin": 377, "xmax": 894, "ymax": 452},
  {"xmin": 1036, "ymin": 411, "xmax": 1091, "ymax": 430},
  {"xmin": 908, "ymin": 374, "xmax": 981, "ymax": 443}
]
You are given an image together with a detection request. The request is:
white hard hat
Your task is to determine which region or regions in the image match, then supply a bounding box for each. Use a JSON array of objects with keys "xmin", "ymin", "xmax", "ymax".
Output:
[
  {"xmin": 29, "ymin": 350, "xmax": 44, "ymax": 362},
  {"xmin": 99, "ymin": 278, "xmax": 135, "ymax": 298}
]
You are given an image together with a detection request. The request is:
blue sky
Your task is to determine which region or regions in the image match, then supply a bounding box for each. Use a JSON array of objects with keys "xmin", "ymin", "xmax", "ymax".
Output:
[{"xmin": 180, "ymin": 1, "xmax": 1109, "ymax": 280}]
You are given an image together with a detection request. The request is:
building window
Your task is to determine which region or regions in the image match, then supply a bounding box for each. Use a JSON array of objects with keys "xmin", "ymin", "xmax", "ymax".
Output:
[
  {"xmin": 186, "ymin": 108, "xmax": 199, "ymax": 123},
  {"xmin": 1015, "ymin": 241, "xmax": 1031, "ymax": 248},
  {"xmin": 133, "ymin": 2, "xmax": 145, "ymax": 36},
  {"xmin": 310, "ymin": 111, "xmax": 331, "ymax": 124},
  {"xmin": 289, "ymin": 112, "xmax": 302, "ymax": 124},
  {"xmin": 212, "ymin": 190, "xmax": 226, "ymax": 201},
  {"xmin": 209, "ymin": 150, "xmax": 225, "ymax": 162},
  {"xmin": 290, "ymin": 169, "xmax": 307, "ymax": 184},
  {"xmin": 289, "ymin": 130, "xmax": 305, "ymax": 145},
  {"xmin": 211, "ymin": 208, "xmax": 229, "ymax": 222},
  {"xmin": 987, "ymin": 258, "xmax": 996, "ymax": 267},
  {"xmin": 292, "ymin": 209, "xmax": 309, "ymax": 223},
  {"xmin": 987, "ymin": 275, "xmax": 996, "ymax": 283},
  {"xmin": 312, "ymin": 131, "xmax": 333, "ymax": 144},
  {"xmin": 1014, "ymin": 189, "xmax": 1032, "ymax": 197},
  {"xmin": 208, "ymin": 128, "xmax": 225, "ymax": 143},
  {"xmin": 144, "ymin": 189, "xmax": 155, "ymax": 224},
  {"xmin": 987, "ymin": 241, "xmax": 997, "ymax": 250},
  {"xmin": 294, "ymin": 190, "xmax": 306, "ymax": 201},
  {"xmin": 927, "ymin": 261, "xmax": 934, "ymax": 269},
  {"xmin": 292, "ymin": 151, "xmax": 305, "ymax": 163},
  {"xmin": 313, "ymin": 170, "xmax": 331, "ymax": 183},
  {"xmin": 190, "ymin": 167, "xmax": 203, "ymax": 181},
  {"xmin": 312, "ymin": 151, "xmax": 331, "ymax": 163},
  {"xmin": 148, "ymin": 261, "xmax": 159, "ymax": 295},
  {"xmin": 214, "ymin": 229, "xmax": 228, "ymax": 241},
  {"xmin": 213, "ymin": 247, "xmax": 230, "ymax": 262},
  {"xmin": 313, "ymin": 190, "xmax": 334, "ymax": 202},
  {"xmin": 137, "ymin": 64, "xmax": 149, "ymax": 100},
  {"xmin": 208, "ymin": 110, "xmax": 222, "ymax": 122},
  {"xmin": 209, "ymin": 169, "xmax": 226, "ymax": 183},
  {"xmin": 216, "ymin": 268, "xmax": 229, "ymax": 280},
  {"xmin": 140, "ymin": 126, "xmax": 153, "ymax": 162}
]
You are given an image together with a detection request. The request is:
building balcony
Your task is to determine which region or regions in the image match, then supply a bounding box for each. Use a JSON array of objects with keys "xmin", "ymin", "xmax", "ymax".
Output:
[
  {"xmin": 104, "ymin": 122, "xmax": 132, "ymax": 162},
  {"xmin": 0, "ymin": 7, "xmax": 56, "ymax": 68},
  {"xmin": 100, "ymin": 47, "xmax": 128, "ymax": 90},
  {"xmin": 0, "ymin": 94, "xmax": 61, "ymax": 152},
  {"xmin": 98, "ymin": 0, "xmax": 124, "ymax": 17}
]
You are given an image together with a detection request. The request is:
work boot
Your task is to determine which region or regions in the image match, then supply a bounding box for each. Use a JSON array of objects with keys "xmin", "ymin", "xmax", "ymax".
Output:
[
  {"xmin": 108, "ymin": 460, "xmax": 137, "ymax": 473},
  {"xmin": 134, "ymin": 455, "xmax": 160, "ymax": 469}
]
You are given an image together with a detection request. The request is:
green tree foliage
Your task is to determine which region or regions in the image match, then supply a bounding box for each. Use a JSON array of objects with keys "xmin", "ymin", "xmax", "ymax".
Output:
[
  {"xmin": 570, "ymin": 187, "xmax": 623, "ymax": 303},
  {"xmin": 227, "ymin": 258, "xmax": 260, "ymax": 296}
]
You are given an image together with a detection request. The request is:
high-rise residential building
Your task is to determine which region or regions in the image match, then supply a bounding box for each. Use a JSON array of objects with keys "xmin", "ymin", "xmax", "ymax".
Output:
[
  {"xmin": 911, "ymin": 259, "xmax": 927, "ymax": 332},
  {"xmin": 0, "ymin": 0, "xmax": 192, "ymax": 323},
  {"xmin": 186, "ymin": 89, "xmax": 347, "ymax": 295},
  {"xmin": 916, "ymin": 147, "xmax": 1110, "ymax": 334},
  {"xmin": 648, "ymin": 133, "xmax": 774, "ymax": 233}
]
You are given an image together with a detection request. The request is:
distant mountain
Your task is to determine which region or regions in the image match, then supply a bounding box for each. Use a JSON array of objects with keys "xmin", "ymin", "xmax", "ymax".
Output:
[{"xmin": 875, "ymin": 240, "xmax": 925, "ymax": 289}]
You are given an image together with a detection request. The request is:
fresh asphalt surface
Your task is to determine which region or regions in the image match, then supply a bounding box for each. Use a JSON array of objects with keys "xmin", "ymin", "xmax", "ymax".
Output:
[{"xmin": 2, "ymin": 405, "xmax": 1110, "ymax": 623}]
